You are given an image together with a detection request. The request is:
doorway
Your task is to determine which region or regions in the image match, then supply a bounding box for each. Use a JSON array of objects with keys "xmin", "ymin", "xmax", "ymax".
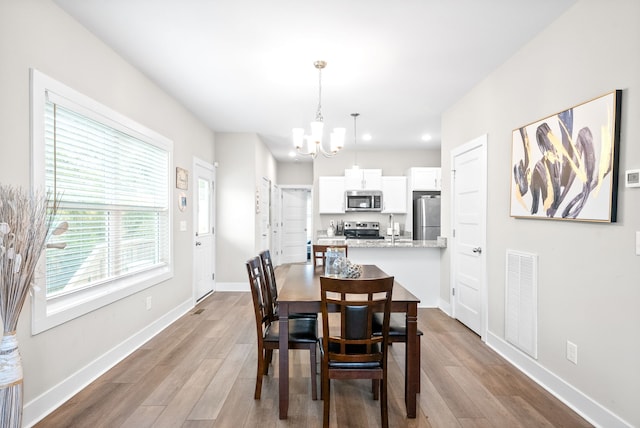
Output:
[
  {"xmin": 450, "ymin": 135, "xmax": 487, "ymax": 338},
  {"xmin": 280, "ymin": 187, "xmax": 311, "ymax": 264},
  {"xmin": 192, "ymin": 157, "xmax": 216, "ymax": 302}
]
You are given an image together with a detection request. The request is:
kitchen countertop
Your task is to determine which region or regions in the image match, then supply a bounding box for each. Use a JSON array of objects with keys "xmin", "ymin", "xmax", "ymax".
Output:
[{"xmin": 316, "ymin": 235, "xmax": 447, "ymax": 249}]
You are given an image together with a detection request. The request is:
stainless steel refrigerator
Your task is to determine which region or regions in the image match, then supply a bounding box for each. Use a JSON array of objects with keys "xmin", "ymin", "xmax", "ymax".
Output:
[{"xmin": 414, "ymin": 195, "xmax": 441, "ymax": 240}]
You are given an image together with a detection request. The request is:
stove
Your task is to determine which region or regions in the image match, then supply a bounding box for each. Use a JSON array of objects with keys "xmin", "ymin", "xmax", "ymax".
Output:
[{"xmin": 343, "ymin": 221, "xmax": 385, "ymax": 240}]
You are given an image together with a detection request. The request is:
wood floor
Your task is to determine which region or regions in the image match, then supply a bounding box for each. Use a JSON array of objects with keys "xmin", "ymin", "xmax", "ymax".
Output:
[{"xmin": 36, "ymin": 264, "xmax": 592, "ymax": 428}]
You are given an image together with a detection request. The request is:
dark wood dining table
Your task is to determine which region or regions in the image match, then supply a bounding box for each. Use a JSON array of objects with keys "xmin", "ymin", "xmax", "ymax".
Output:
[{"xmin": 278, "ymin": 263, "xmax": 420, "ymax": 419}]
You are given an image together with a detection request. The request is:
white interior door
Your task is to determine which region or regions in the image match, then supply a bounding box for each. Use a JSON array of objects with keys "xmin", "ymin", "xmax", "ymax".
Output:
[
  {"xmin": 451, "ymin": 135, "xmax": 487, "ymax": 337},
  {"xmin": 281, "ymin": 188, "xmax": 309, "ymax": 263},
  {"xmin": 193, "ymin": 158, "xmax": 216, "ymax": 302}
]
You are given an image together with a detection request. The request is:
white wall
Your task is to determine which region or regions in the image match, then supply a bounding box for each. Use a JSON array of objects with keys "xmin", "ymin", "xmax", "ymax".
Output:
[
  {"xmin": 215, "ymin": 133, "xmax": 276, "ymax": 284},
  {"xmin": 277, "ymin": 161, "xmax": 313, "ymax": 185},
  {"xmin": 440, "ymin": 0, "xmax": 640, "ymax": 426},
  {"xmin": 0, "ymin": 1, "xmax": 215, "ymax": 425}
]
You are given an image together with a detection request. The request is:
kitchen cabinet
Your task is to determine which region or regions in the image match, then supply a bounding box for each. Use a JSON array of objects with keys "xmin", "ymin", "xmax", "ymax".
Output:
[
  {"xmin": 318, "ymin": 176, "xmax": 345, "ymax": 213},
  {"xmin": 409, "ymin": 167, "xmax": 441, "ymax": 190},
  {"xmin": 381, "ymin": 176, "xmax": 407, "ymax": 213},
  {"xmin": 344, "ymin": 168, "xmax": 382, "ymax": 190}
]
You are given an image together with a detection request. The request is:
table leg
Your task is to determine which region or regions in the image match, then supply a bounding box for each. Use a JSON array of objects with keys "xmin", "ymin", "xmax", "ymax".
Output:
[
  {"xmin": 279, "ymin": 303, "xmax": 289, "ymax": 419},
  {"xmin": 405, "ymin": 303, "xmax": 418, "ymax": 418}
]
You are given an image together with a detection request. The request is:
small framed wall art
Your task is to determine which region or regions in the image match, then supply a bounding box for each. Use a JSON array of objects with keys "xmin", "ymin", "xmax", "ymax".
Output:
[
  {"xmin": 510, "ymin": 90, "xmax": 622, "ymax": 222},
  {"xmin": 176, "ymin": 167, "xmax": 189, "ymax": 190}
]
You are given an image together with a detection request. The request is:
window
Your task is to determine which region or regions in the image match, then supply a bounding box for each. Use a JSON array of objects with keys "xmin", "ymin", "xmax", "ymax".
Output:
[{"xmin": 31, "ymin": 69, "xmax": 173, "ymax": 334}]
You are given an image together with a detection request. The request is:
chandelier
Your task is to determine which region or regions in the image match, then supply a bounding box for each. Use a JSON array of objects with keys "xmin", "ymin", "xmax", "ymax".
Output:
[{"xmin": 292, "ymin": 60, "xmax": 345, "ymax": 158}]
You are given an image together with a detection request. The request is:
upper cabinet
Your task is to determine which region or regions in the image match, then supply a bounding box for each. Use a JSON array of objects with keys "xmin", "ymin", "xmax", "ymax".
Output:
[
  {"xmin": 344, "ymin": 168, "xmax": 382, "ymax": 190},
  {"xmin": 318, "ymin": 176, "xmax": 345, "ymax": 213},
  {"xmin": 409, "ymin": 167, "xmax": 441, "ymax": 190},
  {"xmin": 381, "ymin": 176, "xmax": 407, "ymax": 213}
]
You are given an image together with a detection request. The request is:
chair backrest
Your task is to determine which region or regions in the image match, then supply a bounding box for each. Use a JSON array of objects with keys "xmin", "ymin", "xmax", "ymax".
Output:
[
  {"xmin": 246, "ymin": 256, "xmax": 274, "ymax": 338},
  {"xmin": 312, "ymin": 244, "xmax": 348, "ymax": 269},
  {"xmin": 320, "ymin": 276, "xmax": 393, "ymax": 364},
  {"xmin": 259, "ymin": 249, "xmax": 278, "ymax": 318}
]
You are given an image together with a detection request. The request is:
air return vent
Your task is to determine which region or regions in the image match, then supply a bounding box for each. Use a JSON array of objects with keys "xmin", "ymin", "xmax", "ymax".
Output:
[{"xmin": 505, "ymin": 250, "xmax": 538, "ymax": 359}]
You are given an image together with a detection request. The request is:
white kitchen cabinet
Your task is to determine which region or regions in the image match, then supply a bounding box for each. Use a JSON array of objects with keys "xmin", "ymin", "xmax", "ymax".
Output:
[
  {"xmin": 318, "ymin": 176, "xmax": 345, "ymax": 213},
  {"xmin": 344, "ymin": 168, "xmax": 382, "ymax": 190},
  {"xmin": 381, "ymin": 176, "xmax": 407, "ymax": 213},
  {"xmin": 409, "ymin": 167, "xmax": 441, "ymax": 190}
]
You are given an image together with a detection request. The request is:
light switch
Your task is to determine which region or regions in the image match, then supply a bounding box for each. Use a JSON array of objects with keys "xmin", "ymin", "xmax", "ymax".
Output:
[
  {"xmin": 636, "ymin": 231, "xmax": 640, "ymax": 256},
  {"xmin": 180, "ymin": 220, "xmax": 187, "ymax": 232}
]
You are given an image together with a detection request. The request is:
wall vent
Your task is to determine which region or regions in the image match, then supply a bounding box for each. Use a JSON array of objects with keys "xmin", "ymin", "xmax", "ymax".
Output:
[{"xmin": 505, "ymin": 249, "xmax": 538, "ymax": 359}]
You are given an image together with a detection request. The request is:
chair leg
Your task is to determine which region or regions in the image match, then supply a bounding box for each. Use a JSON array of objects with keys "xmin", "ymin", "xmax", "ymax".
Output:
[
  {"xmin": 309, "ymin": 344, "xmax": 318, "ymax": 400},
  {"xmin": 381, "ymin": 375, "xmax": 388, "ymax": 428},
  {"xmin": 255, "ymin": 348, "xmax": 264, "ymax": 399},
  {"xmin": 322, "ymin": 376, "xmax": 330, "ymax": 428},
  {"xmin": 264, "ymin": 349, "xmax": 273, "ymax": 374},
  {"xmin": 372, "ymin": 379, "xmax": 380, "ymax": 400}
]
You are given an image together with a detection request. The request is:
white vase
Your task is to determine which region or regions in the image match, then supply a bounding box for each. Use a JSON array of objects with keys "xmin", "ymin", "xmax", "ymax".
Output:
[{"xmin": 0, "ymin": 334, "xmax": 23, "ymax": 428}]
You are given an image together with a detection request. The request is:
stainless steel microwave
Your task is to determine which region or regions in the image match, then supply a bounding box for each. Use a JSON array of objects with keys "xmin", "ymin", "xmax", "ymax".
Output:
[{"xmin": 345, "ymin": 190, "xmax": 383, "ymax": 212}]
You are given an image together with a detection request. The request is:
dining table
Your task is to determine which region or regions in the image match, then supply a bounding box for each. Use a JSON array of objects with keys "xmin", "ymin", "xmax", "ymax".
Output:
[{"xmin": 277, "ymin": 263, "xmax": 420, "ymax": 419}]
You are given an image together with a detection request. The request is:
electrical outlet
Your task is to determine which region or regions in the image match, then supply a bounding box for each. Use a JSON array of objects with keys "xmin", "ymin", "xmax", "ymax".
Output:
[
  {"xmin": 146, "ymin": 296, "xmax": 152, "ymax": 310},
  {"xmin": 566, "ymin": 340, "xmax": 578, "ymax": 364}
]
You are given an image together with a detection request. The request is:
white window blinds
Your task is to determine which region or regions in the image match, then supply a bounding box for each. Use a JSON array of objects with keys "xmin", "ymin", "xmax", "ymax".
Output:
[{"xmin": 44, "ymin": 93, "xmax": 170, "ymax": 298}]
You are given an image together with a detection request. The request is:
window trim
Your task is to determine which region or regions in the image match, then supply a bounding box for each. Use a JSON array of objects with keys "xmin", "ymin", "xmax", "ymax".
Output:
[{"xmin": 30, "ymin": 69, "xmax": 174, "ymax": 334}]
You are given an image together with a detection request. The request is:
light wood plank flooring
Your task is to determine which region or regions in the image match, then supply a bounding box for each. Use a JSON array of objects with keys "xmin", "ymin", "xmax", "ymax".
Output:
[{"xmin": 36, "ymin": 264, "xmax": 592, "ymax": 427}]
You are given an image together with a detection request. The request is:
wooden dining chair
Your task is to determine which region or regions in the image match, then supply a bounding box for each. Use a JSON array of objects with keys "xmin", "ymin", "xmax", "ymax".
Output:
[
  {"xmin": 319, "ymin": 275, "xmax": 394, "ymax": 428},
  {"xmin": 246, "ymin": 257, "xmax": 319, "ymax": 400},
  {"xmin": 259, "ymin": 249, "xmax": 317, "ymax": 320},
  {"xmin": 372, "ymin": 313, "xmax": 423, "ymax": 393},
  {"xmin": 312, "ymin": 244, "xmax": 348, "ymax": 269}
]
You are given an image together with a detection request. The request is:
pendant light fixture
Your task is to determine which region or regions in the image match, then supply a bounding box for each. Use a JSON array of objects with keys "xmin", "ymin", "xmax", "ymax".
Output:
[{"xmin": 292, "ymin": 61, "xmax": 345, "ymax": 158}]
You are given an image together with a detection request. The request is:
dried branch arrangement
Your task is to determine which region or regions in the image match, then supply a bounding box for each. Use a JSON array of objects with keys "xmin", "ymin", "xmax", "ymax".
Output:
[{"xmin": 0, "ymin": 184, "xmax": 59, "ymax": 427}]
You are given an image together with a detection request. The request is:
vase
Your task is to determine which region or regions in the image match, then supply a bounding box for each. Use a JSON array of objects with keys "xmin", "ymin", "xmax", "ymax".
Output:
[{"xmin": 0, "ymin": 333, "xmax": 23, "ymax": 428}]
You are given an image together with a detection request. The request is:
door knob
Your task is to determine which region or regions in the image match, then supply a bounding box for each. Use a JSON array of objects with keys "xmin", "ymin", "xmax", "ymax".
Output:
[
  {"xmin": 195, "ymin": 241, "xmax": 202, "ymax": 246},
  {"xmin": 472, "ymin": 247, "xmax": 482, "ymax": 254}
]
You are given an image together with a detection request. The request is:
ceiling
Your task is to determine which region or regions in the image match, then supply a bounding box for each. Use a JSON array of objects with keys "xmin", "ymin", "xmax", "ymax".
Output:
[{"xmin": 53, "ymin": 0, "xmax": 576, "ymax": 162}]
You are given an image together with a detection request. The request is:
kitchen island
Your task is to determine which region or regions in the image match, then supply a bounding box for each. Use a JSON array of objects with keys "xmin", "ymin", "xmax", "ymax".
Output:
[{"xmin": 315, "ymin": 235, "xmax": 445, "ymax": 307}]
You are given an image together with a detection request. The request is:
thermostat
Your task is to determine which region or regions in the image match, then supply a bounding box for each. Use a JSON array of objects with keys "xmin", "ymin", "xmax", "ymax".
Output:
[{"xmin": 625, "ymin": 169, "xmax": 640, "ymax": 187}]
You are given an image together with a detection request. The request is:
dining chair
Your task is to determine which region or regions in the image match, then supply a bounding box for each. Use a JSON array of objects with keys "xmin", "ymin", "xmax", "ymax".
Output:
[
  {"xmin": 373, "ymin": 313, "xmax": 423, "ymax": 393},
  {"xmin": 312, "ymin": 244, "xmax": 348, "ymax": 269},
  {"xmin": 259, "ymin": 249, "xmax": 317, "ymax": 320},
  {"xmin": 246, "ymin": 257, "xmax": 319, "ymax": 400},
  {"xmin": 319, "ymin": 275, "xmax": 394, "ymax": 428}
]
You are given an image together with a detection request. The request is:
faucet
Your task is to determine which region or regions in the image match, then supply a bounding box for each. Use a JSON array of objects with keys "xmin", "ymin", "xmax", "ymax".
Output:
[{"xmin": 388, "ymin": 214, "xmax": 395, "ymax": 245}]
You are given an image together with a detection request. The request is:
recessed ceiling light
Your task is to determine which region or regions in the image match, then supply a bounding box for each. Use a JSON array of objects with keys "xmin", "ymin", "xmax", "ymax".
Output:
[
  {"xmin": 362, "ymin": 134, "xmax": 372, "ymax": 141},
  {"xmin": 288, "ymin": 151, "xmax": 296, "ymax": 157},
  {"xmin": 421, "ymin": 134, "xmax": 432, "ymax": 142}
]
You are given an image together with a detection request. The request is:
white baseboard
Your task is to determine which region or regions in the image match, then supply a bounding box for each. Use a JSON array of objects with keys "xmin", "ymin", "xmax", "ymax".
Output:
[
  {"xmin": 438, "ymin": 298, "xmax": 452, "ymax": 316},
  {"xmin": 23, "ymin": 298, "xmax": 194, "ymax": 428},
  {"xmin": 216, "ymin": 281, "xmax": 249, "ymax": 292},
  {"xmin": 486, "ymin": 331, "xmax": 632, "ymax": 428}
]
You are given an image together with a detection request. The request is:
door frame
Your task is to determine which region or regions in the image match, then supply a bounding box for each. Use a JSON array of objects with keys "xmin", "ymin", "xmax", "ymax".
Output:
[
  {"xmin": 192, "ymin": 156, "xmax": 216, "ymax": 305},
  {"xmin": 450, "ymin": 135, "xmax": 488, "ymax": 340},
  {"xmin": 279, "ymin": 184, "xmax": 313, "ymax": 264},
  {"xmin": 271, "ymin": 184, "xmax": 282, "ymax": 266}
]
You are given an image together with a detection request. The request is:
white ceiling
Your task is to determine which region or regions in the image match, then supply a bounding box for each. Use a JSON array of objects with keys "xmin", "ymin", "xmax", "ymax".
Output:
[{"xmin": 53, "ymin": 0, "xmax": 576, "ymax": 161}]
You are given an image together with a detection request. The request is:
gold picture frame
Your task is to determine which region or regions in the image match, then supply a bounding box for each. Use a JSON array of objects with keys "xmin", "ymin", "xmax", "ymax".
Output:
[{"xmin": 510, "ymin": 90, "xmax": 621, "ymax": 222}]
